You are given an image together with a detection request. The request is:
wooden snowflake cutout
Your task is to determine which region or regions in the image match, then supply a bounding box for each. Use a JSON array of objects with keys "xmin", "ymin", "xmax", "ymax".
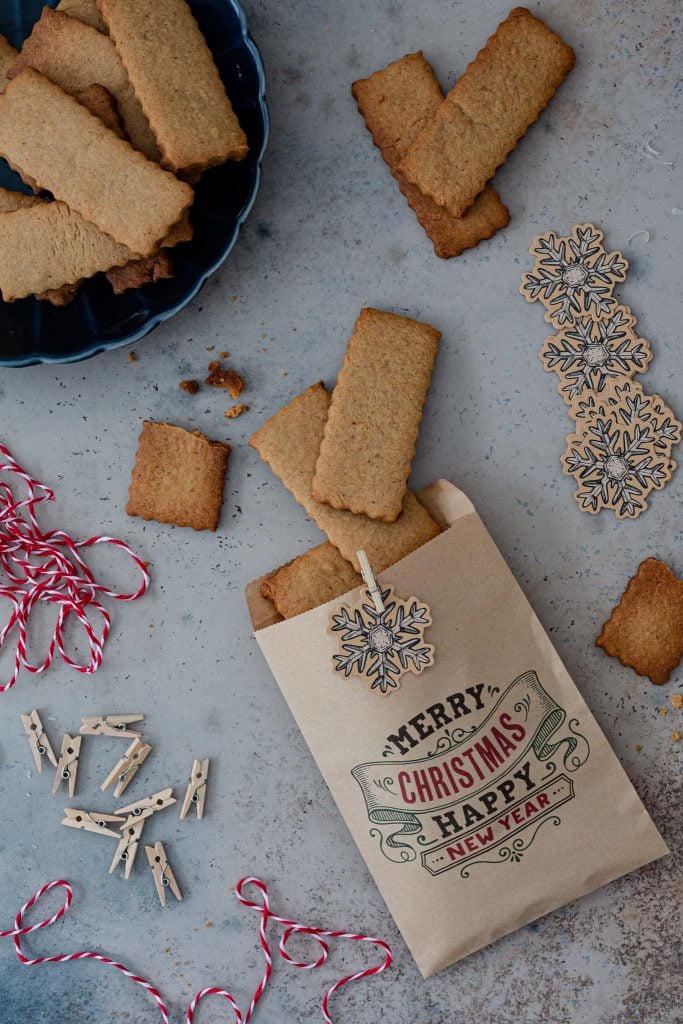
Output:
[
  {"xmin": 520, "ymin": 223, "xmax": 628, "ymax": 328},
  {"xmin": 572, "ymin": 381, "xmax": 682, "ymax": 454},
  {"xmin": 562, "ymin": 387, "xmax": 678, "ymax": 518},
  {"xmin": 330, "ymin": 585, "xmax": 434, "ymax": 695},
  {"xmin": 540, "ymin": 306, "xmax": 652, "ymax": 412}
]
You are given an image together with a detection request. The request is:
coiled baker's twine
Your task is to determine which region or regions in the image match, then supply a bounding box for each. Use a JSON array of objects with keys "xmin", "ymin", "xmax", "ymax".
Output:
[
  {"xmin": 0, "ymin": 441, "xmax": 150, "ymax": 691},
  {"xmin": 2, "ymin": 877, "xmax": 392, "ymax": 1023}
]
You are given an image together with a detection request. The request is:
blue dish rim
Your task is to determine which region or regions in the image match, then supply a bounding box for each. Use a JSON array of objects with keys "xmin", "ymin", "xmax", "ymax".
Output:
[{"xmin": 2, "ymin": 0, "xmax": 269, "ymax": 369}]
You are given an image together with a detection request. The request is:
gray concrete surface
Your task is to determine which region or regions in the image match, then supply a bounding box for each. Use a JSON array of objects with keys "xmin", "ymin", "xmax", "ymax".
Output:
[{"xmin": 0, "ymin": 1, "xmax": 681, "ymax": 1021}]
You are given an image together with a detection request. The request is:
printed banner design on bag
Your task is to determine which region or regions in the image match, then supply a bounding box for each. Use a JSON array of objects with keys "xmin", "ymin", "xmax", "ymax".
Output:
[{"xmin": 351, "ymin": 670, "xmax": 590, "ymax": 876}]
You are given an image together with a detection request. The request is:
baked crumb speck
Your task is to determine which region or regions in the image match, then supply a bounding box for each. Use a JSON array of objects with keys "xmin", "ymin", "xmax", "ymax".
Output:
[
  {"xmin": 671, "ymin": 694, "xmax": 683, "ymax": 710},
  {"xmin": 179, "ymin": 379, "xmax": 199, "ymax": 394},
  {"xmin": 206, "ymin": 365, "xmax": 244, "ymax": 399},
  {"xmin": 224, "ymin": 404, "xmax": 249, "ymax": 419},
  {"xmin": 128, "ymin": 351, "xmax": 136, "ymax": 362}
]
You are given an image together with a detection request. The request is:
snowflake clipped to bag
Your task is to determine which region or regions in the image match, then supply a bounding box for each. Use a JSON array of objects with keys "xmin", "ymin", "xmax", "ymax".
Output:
[
  {"xmin": 331, "ymin": 587, "xmax": 434, "ymax": 695},
  {"xmin": 520, "ymin": 223, "xmax": 628, "ymax": 328},
  {"xmin": 329, "ymin": 554, "xmax": 434, "ymax": 696}
]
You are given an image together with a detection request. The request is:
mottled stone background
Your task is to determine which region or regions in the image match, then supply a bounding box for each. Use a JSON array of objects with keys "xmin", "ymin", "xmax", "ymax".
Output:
[{"xmin": 0, "ymin": 1, "xmax": 680, "ymax": 1022}]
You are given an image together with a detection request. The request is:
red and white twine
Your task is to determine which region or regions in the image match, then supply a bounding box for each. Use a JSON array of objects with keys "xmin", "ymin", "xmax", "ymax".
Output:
[
  {"xmin": 1, "ymin": 878, "xmax": 392, "ymax": 1023},
  {"xmin": 0, "ymin": 441, "xmax": 150, "ymax": 691}
]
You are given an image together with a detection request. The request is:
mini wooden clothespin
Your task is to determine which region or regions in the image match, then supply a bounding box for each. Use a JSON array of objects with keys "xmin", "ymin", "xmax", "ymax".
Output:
[
  {"xmin": 110, "ymin": 816, "xmax": 146, "ymax": 878},
  {"xmin": 357, "ymin": 550, "xmax": 385, "ymax": 613},
  {"xmin": 180, "ymin": 759, "xmax": 209, "ymax": 820},
  {"xmin": 80, "ymin": 714, "xmax": 144, "ymax": 739},
  {"xmin": 116, "ymin": 787, "xmax": 176, "ymax": 821},
  {"xmin": 110, "ymin": 789, "xmax": 175, "ymax": 879},
  {"xmin": 62, "ymin": 808, "xmax": 126, "ymax": 838},
  {"xmin": 101, "ymin": 738, "xmax": 152, "ymax": 797},
  {"xmin": 52, "ymin": 734, "xmax": 82, "ymax": 797},
  {"xmin": 21, "ymin": 710, "xmax": 57, "ymax": 773},
  {"xmin": 145, "ymin": 841, "xmax": 182, "ymax": 906}
]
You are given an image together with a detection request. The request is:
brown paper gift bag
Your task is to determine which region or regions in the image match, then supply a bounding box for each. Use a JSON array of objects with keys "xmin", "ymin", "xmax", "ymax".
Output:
[{"xmin": 246, "ymin": 480, "xmax": 668, "ymax": 978}]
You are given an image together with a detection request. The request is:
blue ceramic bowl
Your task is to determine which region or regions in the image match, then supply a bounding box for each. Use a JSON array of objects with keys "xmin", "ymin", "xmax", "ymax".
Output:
[{"xmin": 0, "ymin": 0, "xmax": 268, "ymax": 367}]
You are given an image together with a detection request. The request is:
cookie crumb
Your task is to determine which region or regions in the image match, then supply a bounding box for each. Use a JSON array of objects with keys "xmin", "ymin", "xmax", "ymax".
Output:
[
  {"xmin": 179, "ymin": 379, "xmax": 199, "ymax": 394},
  {"xmin": 658, "ymin": 707, "xmax": 669, "ymax": 717},
  {"xmin": 128, "ymin": 351, "xmax": 136, "ymax": 362},
  {"xmin": 671, "ymin": 694, "xmax": 683, "ymax": 710},
  {"xmin": 635, "ymin": 744, "xmax": 642, "ymax": 752},
  {"xmin": 207, "ymin": 360, "xmax": 220, "ymax": 372},
  {"xmin": 672, "ymin": 731, "xmax": 682, "ymax": 742},
  {"xmin": 206, "ymin": 366, "xmax": 244, "ymax": 399},
  {"xmin": 225, "ymin": 404, "xmax": 249, "ymax": 419},
  {"xmin": 205, "ymin": 921, "xmax": 213, "ymax": 928},
  {"xmin": 219, "ymin": 351, "xmax": 230, "ymax": 358}
]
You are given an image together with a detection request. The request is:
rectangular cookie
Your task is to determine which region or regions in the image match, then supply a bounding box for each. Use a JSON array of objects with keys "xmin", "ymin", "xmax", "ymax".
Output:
[
  {"xmin": 58, "ymin": 0, "xmax": 108, "ymax": 34},
  {"xmin": 106, "ymin": 251, "xmax": 174, "ymax": 294},
  {"xmin": 8, "ymin": 8, "xmax": 159, "ymax": 160},
  {"xmin": 0, "ymin": 34, "xmax": 17, "ymax": 92},
  {"xmin": 0, "ymin": 69, "xmax": 193, "ymax": 256},
  {"xmin": 261, "ymin": 542, "xmax": 362, "ymax": 619},
  {"xmin": 73, "ymin": 83, "xmax": 193, "ymax": 249},
  {"xmin": 76, "ymin": 83, "xmax": 126, "ymax": 137},
  {"xmin": 98, "ymin": 0, "xmax": 248, "ymax": 175},
  {"xmin": 76, "ymin": 81, "xmax": 191, "ymax": 291},
  {"xmin": 312, "ymin": 308, "xmax": 440, "ymax": 522},
  {"xmin": 127, "ymin": 421, "xmax": 230, "ymax": 532},
  {"xmin": 0, "ymin": 199, "xmax": 133, "ymax": 301},
  {"xmin": 0, "ymin": 188, "xmax": 79, "ymax": 305},
  {"xmin": 352, "ymin": 51, "xmax": 509, "ymax": 258},
  {"xmin": 0, "ymin": 187, "xmax": 39, "ymax": 215},
  {"xmin": 249, "ymin": 383, "xmax": 442, "ymax": 573},
  {"xmin": 397, "ymin": 8, "xmax": 575, "ymax": 218}
]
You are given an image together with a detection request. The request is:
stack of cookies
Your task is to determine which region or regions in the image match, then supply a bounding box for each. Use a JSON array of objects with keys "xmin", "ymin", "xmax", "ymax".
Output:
[
  {"xmin": 352, "ymin": 7, "xmax": 574, "ymax": 258},
  {"xmin": 250, "ymin": 308, "xmax": 443, "ymax": 619},
  {"xmin": 0, "ymin": 0, "xmax": 248, "ymax": 304}
]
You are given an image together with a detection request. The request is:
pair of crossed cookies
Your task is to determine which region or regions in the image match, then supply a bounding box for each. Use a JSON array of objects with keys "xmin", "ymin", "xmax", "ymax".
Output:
[
  {"xmin": 352, "ymin": 8, "xmax": 574, "ymax": 258},
  {"xmin": 250, "ymin": 309, "xmax": 443, "ymax": 619},
  {"xmin": 521, "ymin": 223, "xmax": 681, "ymax": 519},
  {"xmin": 0, "ymin": 0, "xmax": 248, "ymax": 304}
]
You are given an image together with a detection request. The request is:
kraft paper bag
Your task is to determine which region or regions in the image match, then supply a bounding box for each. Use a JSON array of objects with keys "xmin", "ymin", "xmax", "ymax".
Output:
[{"xmin": 246, "ymin": 480, "xmax": 668, "ymax": 978}]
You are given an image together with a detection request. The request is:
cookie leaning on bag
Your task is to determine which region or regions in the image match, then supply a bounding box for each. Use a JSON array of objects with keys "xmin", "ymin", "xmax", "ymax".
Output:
[{"xmin": 249, "ymin": 307, "xmax": 443, "ymax": 619}]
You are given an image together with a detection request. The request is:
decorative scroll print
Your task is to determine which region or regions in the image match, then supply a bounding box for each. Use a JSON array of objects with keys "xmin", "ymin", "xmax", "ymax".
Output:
[{"xmin": 351, "ymin": 670, "xmax": 589, "ymax": 874}]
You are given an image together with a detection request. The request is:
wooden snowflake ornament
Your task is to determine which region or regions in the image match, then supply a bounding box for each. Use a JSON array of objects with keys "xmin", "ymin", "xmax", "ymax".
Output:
[
  {"xmin": 540, "ymin": 305, "xmax": 652, "ymax": 413},
  {"xmin": 561, "ymin": 388, "xmax": 679, "ymax": 519},
  {"xmin": 520, "ymin": 223, "xmax": 628, "ymax": 328},
  {"xmin": 329, "ymin": 552, "xmax": 434, "ymax": 696}
]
